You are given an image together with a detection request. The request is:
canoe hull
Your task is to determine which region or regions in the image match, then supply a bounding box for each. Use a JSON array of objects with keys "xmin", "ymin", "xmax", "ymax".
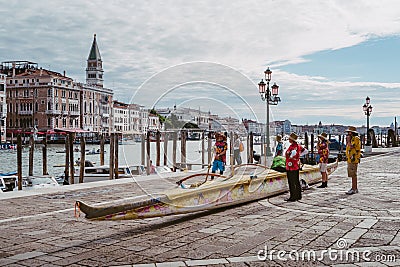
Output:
[{"xmin": 76, "ymin": 161, "xmax": 338, "ymax": 220}]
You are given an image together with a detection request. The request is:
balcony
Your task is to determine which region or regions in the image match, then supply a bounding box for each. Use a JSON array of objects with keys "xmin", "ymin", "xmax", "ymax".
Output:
[
  {"xmin": 69, "ymin": 111, "xmax": 80, "ymax": 117},
  {"xmin": 62, "ymin": 111, "xmax": 68, "ymax": 116},
  {"xmin": 18, "ymin": 110, "xmax": 33, "ymax": 115},
  {"xmin": 45, "ymin": 110, "xmax": 61, "ymax": 115}
]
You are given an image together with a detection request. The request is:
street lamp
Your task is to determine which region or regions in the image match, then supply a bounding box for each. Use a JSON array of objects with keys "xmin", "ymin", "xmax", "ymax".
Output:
[
  {"xmin": 363, "ymin": 96, "xmax": 373, "ymax": 146},
  {"xmin": 258, "ymin": 67, "xmax": 281, "ymax": 161}
]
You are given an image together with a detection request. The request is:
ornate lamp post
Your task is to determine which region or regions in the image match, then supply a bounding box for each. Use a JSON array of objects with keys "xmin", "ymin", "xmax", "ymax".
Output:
[
  {"xmin": 258, "ymin": 67, "xmax": 281, "ymax": 161},
  {"xmin": 362, "ymin": 96, "xmax": 373, "ymax": 146}
]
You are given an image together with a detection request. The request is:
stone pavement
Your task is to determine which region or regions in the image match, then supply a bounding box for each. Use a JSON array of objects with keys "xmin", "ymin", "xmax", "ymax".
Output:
[{"xmin": 0, "ymin": 147, "xmax": 399, "ymax": 266}]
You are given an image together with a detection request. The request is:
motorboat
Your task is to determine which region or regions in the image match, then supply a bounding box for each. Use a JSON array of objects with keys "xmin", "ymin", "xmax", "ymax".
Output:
[
  {"xmin": 13, "ymin": 175, "xmax": 60, "ymax": 191},
  {"xmin": 59, "ymin": 164, "xmax": 146, "ymax": 184},
  {"xmin": 0, "ymin": 172, "xmax": 18, "ymax": 192}
]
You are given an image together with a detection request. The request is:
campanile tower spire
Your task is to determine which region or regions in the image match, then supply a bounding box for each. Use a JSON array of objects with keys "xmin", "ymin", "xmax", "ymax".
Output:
[{"xmin": 86, "ymin": 34, "xmax": 104, "ymax": 87}]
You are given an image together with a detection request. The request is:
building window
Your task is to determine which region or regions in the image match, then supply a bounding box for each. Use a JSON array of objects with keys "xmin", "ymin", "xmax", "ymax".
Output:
[{"xmin": 48, "ymin": 118, "xmax": 51, "ymax": 127}]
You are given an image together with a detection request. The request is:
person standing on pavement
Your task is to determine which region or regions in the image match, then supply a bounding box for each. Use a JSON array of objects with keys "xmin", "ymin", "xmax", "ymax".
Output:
[
  {"xmin": 275, "ymin": 135, "xmax": 284, "ymax": 157},
  {"xmin": 211, "ymin": 132, "xmax": 228, "ymax": 179},
  {"xmin": 233, "ymin": 133, "xmax": 243, "ymax": 165},
  {"xmin": 345, "ymin": 126, "xmax": 361, "ymax": 195},
  {"xmin": 317, "ymin": 132, "xmax": 330, "ymax": 188},
  {"xmin": 285, "ymin": 132, "xmax": 308, "ymax": 201}
]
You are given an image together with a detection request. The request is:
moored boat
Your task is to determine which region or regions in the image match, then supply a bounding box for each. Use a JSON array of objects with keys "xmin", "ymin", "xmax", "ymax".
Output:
[
  {"xmin": 59, "ymin": 164, "xmax": 146, "ymax": 184},
  {"xmin": 14, "ymin": 175, "xmax": 60, "ymax": 190},
  {"xmin": 75, "ymin": 161, "xmax": 338, "ymax": 220},
  {"xmin": 0, "ymin": 172, "xmax": 18, "ymax": 192}
]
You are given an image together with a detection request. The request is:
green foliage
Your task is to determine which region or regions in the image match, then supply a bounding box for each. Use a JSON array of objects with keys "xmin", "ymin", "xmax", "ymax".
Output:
[{"xmin": 150, "ymin": 109, "xmax": 166, "ymax": 124}]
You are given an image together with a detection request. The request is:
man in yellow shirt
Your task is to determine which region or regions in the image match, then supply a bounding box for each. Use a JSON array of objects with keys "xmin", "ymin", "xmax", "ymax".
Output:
[{"xmin": 345, "ymin": 126, "xmax": 362, "ymax": 195}]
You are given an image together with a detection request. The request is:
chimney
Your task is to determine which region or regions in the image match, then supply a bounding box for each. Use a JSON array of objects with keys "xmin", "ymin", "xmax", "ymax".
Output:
[
  {"xmin": 40, "ymin": 67, "xmax": 43, "ymax": 76},
  {"xmin": 12, "ymin": 62, "xmax": 15, "ymax": 77},
  {"xmin": 63, "ymin": 70, "xmax": 66, "ymax": 76}
]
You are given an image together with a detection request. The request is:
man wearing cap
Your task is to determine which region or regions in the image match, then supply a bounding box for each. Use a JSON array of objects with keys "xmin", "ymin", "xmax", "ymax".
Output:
[
  {"xmin": 285, "ymin": 132, "xmax": 308, "ymax": 201},
  {"xmin": 317, "ymin": 132, "xmax": 330, "ymax": 188},
  {"xmin": 345, "ymin": 126, "xmax": 361, "ymax": 195}
]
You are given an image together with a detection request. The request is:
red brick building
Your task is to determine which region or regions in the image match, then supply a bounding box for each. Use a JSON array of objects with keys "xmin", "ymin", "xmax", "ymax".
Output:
[{"xmin": 1, "ymin": 35, "xmax": 113, "ymax": 136}]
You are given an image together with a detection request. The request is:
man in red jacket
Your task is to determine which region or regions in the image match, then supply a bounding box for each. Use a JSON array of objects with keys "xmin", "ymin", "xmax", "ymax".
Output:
[{"xmin": 285, "ymin": 132, "xmax": 308, "ymax": 201}]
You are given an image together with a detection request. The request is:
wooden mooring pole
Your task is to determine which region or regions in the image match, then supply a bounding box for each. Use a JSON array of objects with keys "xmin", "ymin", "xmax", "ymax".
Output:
[
  {"xmin": 146, "ymin": 131, "xmax": 151, "ymax": 175},
  {"xmin": 249, "ymin": 132, "xmax": 254, "ymax": 163},
  {"xmin": 42, "ymin": 135, "xmax": 48, "ymax": 175},
  {"xmin": 156, "ymin": 130, "xmax": 161, "ymax": 166},
  {"xmin": 207, "ymin": 131, "xmax": 212, "ymax": 166},
  {"xmin": 109, "ymin": 133, "xmax": 115, "ymax": 180},
  {"xmin": 163, "ymin": 132, "xmax": 168, "ymax": 166},
  {"xmin": 141, "ymin": 133, "xmax": 145, "ymax": 166},
  {"xmin": 201, "ymin": 131, "xmax": 205, "ymax": 167},
  {"xmin": 79, "ymin": 136, "xmax": 86, "ymax": 183},
  {"xmin": 172, "ymin": 131, "xmax": 177, "ymax": 172},
  {"xmin": 65, "ymin": 135, "xmax": 70, "ymax": 184},
  {"xmin": 181, "ymin": 130, "xmax": 186, "ymax": 168},
  {"xmin": 69, "ymin": 132, "xmax": 74, "ymax": 184},
  {"xmin": 100, "ymin": 133, "xmax": 105, "ymax": 165},
  {"xmin": 114, "ymin": 133, "xmax": 119, "ymax": 179},
  {"xmin": 28, "ymin": 135, "xmax": 34, "ymax": 176},
  {"xmin": 230, "ymin": 132, "xmax": 234, "ymax": 174},
  {"xmin": 17, "ymin": 134, "xmax": 22, "ymax": 190}
]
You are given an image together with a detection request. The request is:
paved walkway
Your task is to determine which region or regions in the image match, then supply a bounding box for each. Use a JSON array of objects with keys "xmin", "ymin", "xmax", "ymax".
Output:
[{"xmin": 0, "ymin": 147, "xmax": 399, "ymax": 266}]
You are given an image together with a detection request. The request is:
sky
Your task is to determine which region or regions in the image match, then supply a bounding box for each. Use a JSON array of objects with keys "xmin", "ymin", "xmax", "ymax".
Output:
[{"xmin": 1, "ymin": 0, "xmax": 400, "ymax": 127}]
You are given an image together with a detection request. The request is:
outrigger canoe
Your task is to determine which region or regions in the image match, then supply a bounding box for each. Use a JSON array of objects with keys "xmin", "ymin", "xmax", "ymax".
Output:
[{"xmin": 75, "ymin": 161, "xmax": 338, "ymax": 221}]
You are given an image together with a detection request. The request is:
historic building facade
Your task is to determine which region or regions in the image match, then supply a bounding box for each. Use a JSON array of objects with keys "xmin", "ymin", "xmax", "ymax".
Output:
[
  {"xmin": 1, "ymin": 35, "xmax": 113, "ymax": 136},
  {"xmin": 0, "ymin": 74, "xmax": 6, "ymax": 142}
]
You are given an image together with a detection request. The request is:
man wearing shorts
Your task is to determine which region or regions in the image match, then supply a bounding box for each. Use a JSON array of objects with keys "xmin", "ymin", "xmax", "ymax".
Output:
[
  {"xmin": 345, "ymin": 126, "xmax": 361, "ymax": 195},
  {"xmin": 211, "ymin": 132, "xmax": 227, "ymax": 180},
  {"xmin": 317, "ymin": 132, "xmax": 330, "ymax": 188}
]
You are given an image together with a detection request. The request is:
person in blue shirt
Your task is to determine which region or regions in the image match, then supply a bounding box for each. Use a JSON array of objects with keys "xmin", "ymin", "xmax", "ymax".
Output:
[{"xmin": 275, "ymin": 135, "xmax": 283, "ymax": 157}]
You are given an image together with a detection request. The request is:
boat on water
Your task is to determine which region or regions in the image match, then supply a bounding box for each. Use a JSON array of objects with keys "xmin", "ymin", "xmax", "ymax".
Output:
[
  {"xmin": 59, "ymin": 164, "xmax": 146, "ymax": 184},
  {"xmin": 86, "ymin": 148, "xmax": 106, "ymax": 155},
  {"xmin": 13, "ymin": 175, "xmax": 60, "ymax": 190},
  {"xmin": 75, "ymin": 161, "xmax": 338, "ymax": 221},
  {"xmin": 0, "ymin": 172, "xmax": 18, "ymax": 192}
]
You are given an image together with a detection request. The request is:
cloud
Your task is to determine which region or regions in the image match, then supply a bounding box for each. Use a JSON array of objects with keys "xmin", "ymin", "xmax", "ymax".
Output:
[{"xmin": 1, "ymin": 0, "xmax": 400, "ymax": 127}]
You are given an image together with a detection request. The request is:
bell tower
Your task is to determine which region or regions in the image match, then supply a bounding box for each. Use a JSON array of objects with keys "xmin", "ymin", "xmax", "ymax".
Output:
[{"xmin": 86, "ymin": 34, "xmax": 104, "ymax": 87}]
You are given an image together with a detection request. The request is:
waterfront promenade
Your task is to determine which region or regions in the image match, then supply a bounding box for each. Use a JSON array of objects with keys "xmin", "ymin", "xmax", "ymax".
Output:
[{"xmin": 0, "ymin": 147, "xmax": 399, "ymax": 266}]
